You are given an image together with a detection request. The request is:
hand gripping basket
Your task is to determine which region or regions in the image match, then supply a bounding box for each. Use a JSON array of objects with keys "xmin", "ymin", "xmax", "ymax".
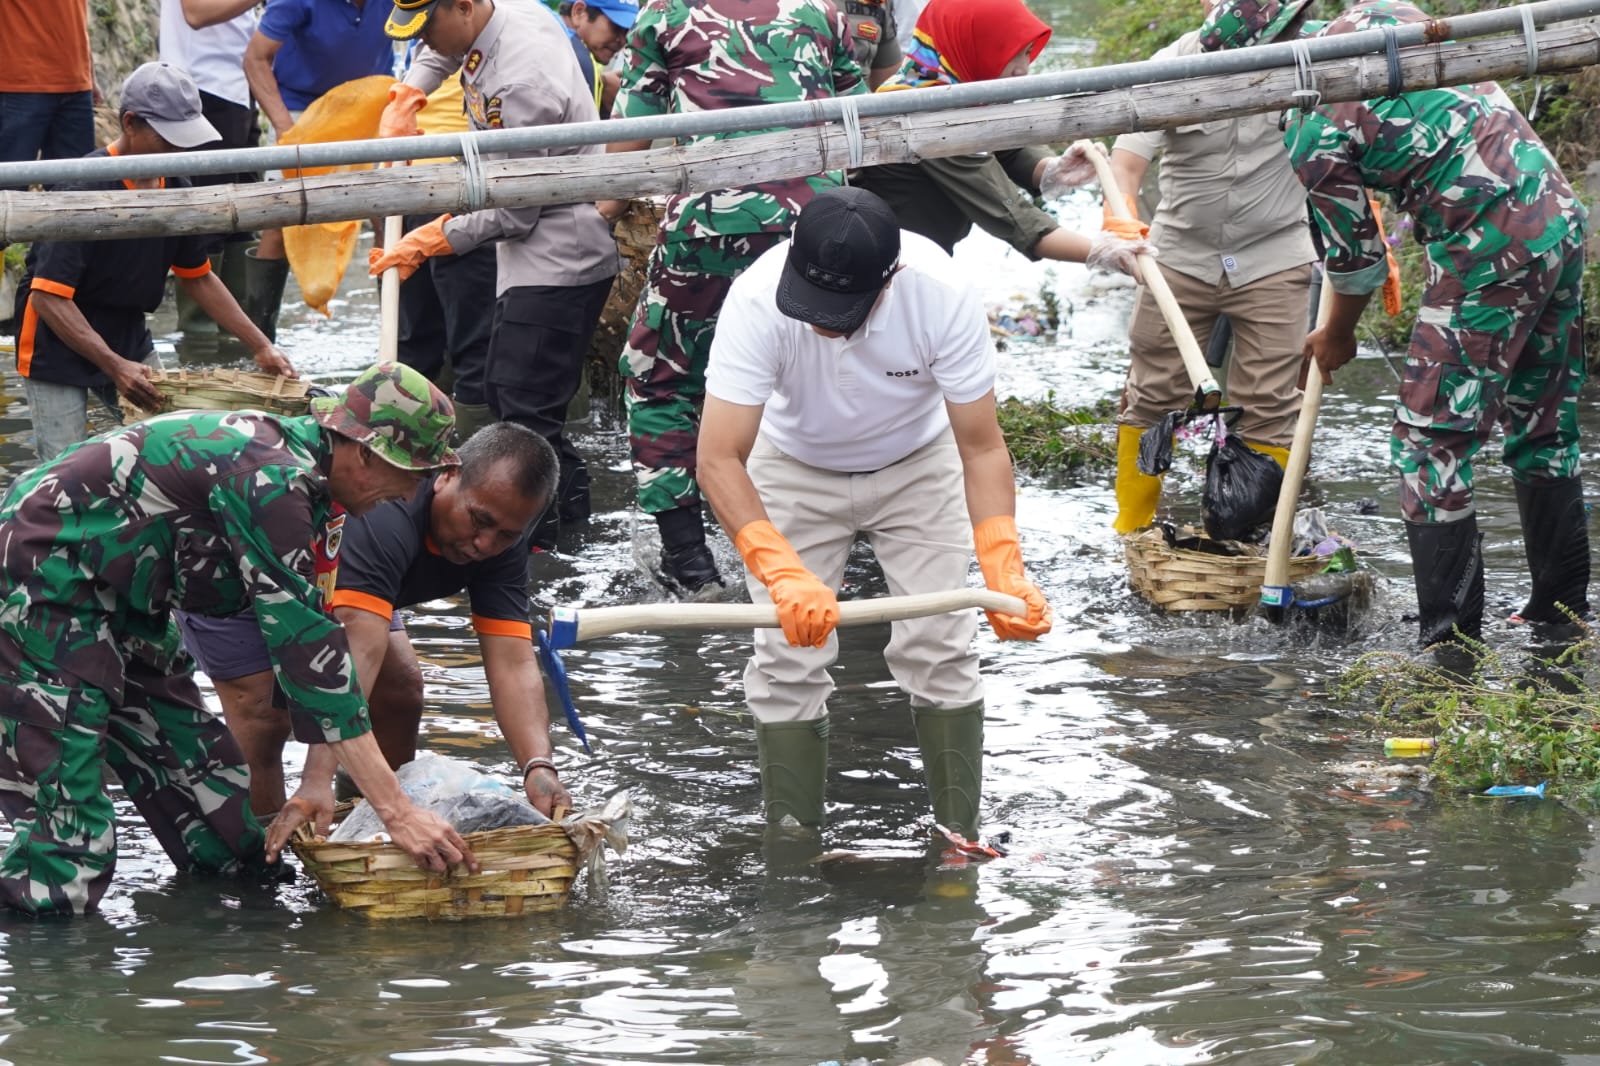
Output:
[
  {"xmin": 289, "ymin": 793, "xmax": 630, "ymax": 921},
  {"xmin": 121, "ymin": 368, "xmax": 313, "ymax": 424},
  {"xmin": 1124, "ymin": 524, "xmax": 1326, "ymax": 612}
]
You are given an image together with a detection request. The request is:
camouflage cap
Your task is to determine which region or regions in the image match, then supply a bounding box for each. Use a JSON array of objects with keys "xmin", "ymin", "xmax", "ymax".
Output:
[
  {"xmin": 1199, "ymin": 0, "xmax": 1317, "ymax": 51},
  {"xmin": 310, "ymin": 362, "xmax": 460, "ymax": 470}
]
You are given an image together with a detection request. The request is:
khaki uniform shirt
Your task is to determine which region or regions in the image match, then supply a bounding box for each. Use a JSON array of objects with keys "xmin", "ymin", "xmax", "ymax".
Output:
[
  {"xmin": 406, "ymin": 2, "xmax": 620, "ymax": 294},
  {"xmin": 1113, "ymin": 30, "xmax": 1313, "ymax": 287}
]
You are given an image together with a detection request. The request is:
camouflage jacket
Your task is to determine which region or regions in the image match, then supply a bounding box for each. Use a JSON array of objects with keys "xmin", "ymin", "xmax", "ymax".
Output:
[
  {"xmin": 613, "ymin": 0, "xmax": 866, "ymax": 242},
  {"xmin": 1288, "ymin": 0, "xmax": 1582, "ymax": 296},
  {"xmin": 0, "ymin": 412, "xmax": 371, "ymax": 744}
]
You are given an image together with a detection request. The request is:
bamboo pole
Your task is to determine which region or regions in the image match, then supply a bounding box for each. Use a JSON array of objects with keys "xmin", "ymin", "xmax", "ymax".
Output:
[
  {"xmin": 1, "ymin": 23, "xmax": 1596, "ymax": 244},
  {"xmin": 1077, "ymin": 139, "xmax": 1221, "ymax": 410},
  {"xmin": 3, "ymin": 0, "xmax": 1595, "ymax": 189},
  {"xmin": 1260, "ymin": 277, "xmax": 1338, "ymax": 606}
]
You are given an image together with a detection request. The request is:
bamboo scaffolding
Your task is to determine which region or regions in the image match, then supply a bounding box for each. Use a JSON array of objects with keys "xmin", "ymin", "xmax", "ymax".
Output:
[
  {"xmin": 2, "ymin": 21, "xmax": 1596, "ymax": 244},
  {"xmin": 3, "ymin": 0, "xmax": 1595, "ymax": 190}
]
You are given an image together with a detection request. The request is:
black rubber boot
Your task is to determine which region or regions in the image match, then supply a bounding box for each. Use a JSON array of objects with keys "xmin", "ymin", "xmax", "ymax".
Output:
[
  {"xmin": 243, "ymin": 249, "xmax": 290, "ymax": 343},
  {"xmin": 755, "ymin": 718, "xmax": 829, "ymax": 827},
  {"xmin": 1511, "ymin": 475, "xmax": 1591, "ymax": 626},
  {"xmin": 1404, "ymin": 516, "xmax": 1485, "ymax": 647},
  {"xmin": 656, "ymin": 505, "xmax": 724, "ymax": 598}
]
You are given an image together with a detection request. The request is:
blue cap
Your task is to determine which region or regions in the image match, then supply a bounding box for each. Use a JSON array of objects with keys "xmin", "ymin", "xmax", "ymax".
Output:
[{"xmin": 577, "ymin": 0, "xmax": 639, "ymax": 30}]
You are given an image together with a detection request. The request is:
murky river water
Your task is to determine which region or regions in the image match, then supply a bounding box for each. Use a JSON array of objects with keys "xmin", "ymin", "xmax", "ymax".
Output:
[{"xmin": 4, "ymin": 39, "xmax": 1600, "ymax": 1066}]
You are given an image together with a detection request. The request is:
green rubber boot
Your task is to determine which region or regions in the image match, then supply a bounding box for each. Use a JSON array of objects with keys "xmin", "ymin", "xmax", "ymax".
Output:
[
  {"xmin": 913, "ymin": 701, "xmax": 985, "ymax": 837},
  {"xmin": 244, "ymin": 248, "xmax": 290, "ymax": 343},
  {"xmin": 452, "ymin": 401, "xmax": 495, "ymax": 444},
  {"xmin": 755, "ymin": 718, "xmax": 829, "ymax": 827}
]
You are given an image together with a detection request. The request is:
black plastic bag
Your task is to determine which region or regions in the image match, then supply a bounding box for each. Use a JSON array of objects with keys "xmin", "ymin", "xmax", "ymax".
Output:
[
  {"xmin": 1137, "ymin": 409, "xmax": 1188, "ymax": 476},
  {"xmin": 1202, "ymin": 431, "xmax": 1283, "ymax": 542}
]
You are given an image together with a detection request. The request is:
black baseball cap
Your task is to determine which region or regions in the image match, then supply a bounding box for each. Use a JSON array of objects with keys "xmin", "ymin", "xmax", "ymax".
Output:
[{"xmin": 776, "ymin": 186, "xmax": 901, "ymax": 334}]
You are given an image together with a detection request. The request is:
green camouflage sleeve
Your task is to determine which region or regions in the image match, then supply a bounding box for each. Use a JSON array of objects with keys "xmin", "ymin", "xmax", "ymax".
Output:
[
  {"xmin": 614, "ymin": 0, "xmax": 672, "ymax": 121},
  {"xmin": 828, "ymin": 4, "xmax": 867, "ymax": 97},
  {"xmin": 1288, "ymin": 111, "xmax": 1390, "ymax": 295},
  {"xmin": 209, "ymin": 472, "xmax": 372, "ymax": 745}
]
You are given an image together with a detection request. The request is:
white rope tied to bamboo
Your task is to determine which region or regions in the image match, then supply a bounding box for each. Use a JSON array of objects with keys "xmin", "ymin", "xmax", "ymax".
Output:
[
  {"xmin": 459, "ymin": 133, "xmax": 488, "ymax": 213},
  {"xmin": 1521, "ymin": 3, "xmax": 1542, "ymax": 75},
  {"xmin": 839, "ymin": 95, "xmax": 865, "ymax": 170},
  {"xmin": 1290, "ymin": 40, "xmax": 1321, "ymax": 111}
]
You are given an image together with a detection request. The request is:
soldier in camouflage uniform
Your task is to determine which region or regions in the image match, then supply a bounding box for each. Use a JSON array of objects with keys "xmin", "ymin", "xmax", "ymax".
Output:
[
  {"xmin": 1202, "ymin": 0, "xmax": 1589, "ymax": 645},
  {"xmin": 0, "ymin": 362, "xmax": 476, "ymax": 915},
  {"xmin": 603, "ymin": 0, "xmax": 866, "ymax": 595}
]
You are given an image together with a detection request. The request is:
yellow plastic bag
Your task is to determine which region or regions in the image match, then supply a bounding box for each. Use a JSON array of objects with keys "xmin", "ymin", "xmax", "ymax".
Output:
[{"xmin": 278, "ymin": 75, "xmax": 394, "ymax": 316}]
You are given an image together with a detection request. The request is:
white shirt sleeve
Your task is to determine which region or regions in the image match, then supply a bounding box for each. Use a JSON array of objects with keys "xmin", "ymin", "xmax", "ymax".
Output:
[
  {"xmin": 705, "ymin": 272, "xmax": 781, "ymax": 407},
  {"xmin": 928, "ymin": 278, "xmax": 997, "ymax": 405}
]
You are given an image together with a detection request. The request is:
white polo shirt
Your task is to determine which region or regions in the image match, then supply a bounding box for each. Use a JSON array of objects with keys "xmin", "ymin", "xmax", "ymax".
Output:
[
  {"xmin": 706, "ymin": 231, "xmax": 997, "ymax": 473},
  {"xmin": 158, "ymin": 0, "xmax": 257, "ymax": 109}
]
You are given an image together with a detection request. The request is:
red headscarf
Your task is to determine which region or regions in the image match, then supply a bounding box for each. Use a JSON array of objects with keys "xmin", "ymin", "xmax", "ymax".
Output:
[{"xmin": 912, "ymin": 0, "xmax": 1053, "ymax": 83}]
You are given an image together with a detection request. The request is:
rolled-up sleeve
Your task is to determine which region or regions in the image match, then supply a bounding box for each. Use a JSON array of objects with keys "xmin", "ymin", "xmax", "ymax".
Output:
[{"xmin": 211, "ymin": 472, "xmax": 371, "ymax": 744}]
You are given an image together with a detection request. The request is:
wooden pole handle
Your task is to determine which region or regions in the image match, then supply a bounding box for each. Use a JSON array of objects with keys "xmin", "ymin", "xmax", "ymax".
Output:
[
  {"xmin": 1261, "ymin": 273, "xmax": 1337, "ymax": 595},
  {"xmin": 1073, "ymin": 140, "xmax": 1221, "ymax": 407},
  {"xmin": 548, "ymin": 589, "xmax": 1030, "ymax": 647},
  {"xmin": 378, "ymin": 213, "xmax": 403, "ymax": 361}
]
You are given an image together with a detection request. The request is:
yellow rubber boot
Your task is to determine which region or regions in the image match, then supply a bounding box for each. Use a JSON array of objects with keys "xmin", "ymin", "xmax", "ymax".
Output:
[
  {"xmin": 1245, "ymin": 441, "xmax": 1290, "ymax": 469},
  {"xmin": 1113, "ymin": 423, "xmax": 1163, "ymax": 534}
]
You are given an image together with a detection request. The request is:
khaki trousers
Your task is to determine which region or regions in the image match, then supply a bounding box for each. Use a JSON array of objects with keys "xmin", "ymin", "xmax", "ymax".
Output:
[
  {"xmin": 742, "ymin": 429, "xmax": 983, "ymax": 724},
  {"xmin": 1120, "ymin": 261, "xmax": 1313, "ymax": 448}
]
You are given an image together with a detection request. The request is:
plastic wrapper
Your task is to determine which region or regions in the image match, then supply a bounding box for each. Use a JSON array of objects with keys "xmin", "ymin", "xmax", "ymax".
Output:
[
  {"xmin": 560, "ymin": 791, "xmax": 633, "ymax": 875},
  {"xmin": 1202, "ymin": 428, "xmax": 1283, "ymax": 542},
  {"xmin": 1136, "ymin": 409, "xmax": 1187, "ymax": 476},
  {"xmin": 329, "ymin": 752, "xmax": 550, "ymax": 842}
]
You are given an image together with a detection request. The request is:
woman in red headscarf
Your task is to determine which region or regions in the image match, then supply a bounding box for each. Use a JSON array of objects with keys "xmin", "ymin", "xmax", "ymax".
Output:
[{"xmin": 855, "ymin": 0, "xmax": 1145, "ymax": 273}]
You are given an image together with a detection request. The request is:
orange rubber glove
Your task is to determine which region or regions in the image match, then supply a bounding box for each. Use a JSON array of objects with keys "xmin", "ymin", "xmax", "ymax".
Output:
[
  {"xmin": 367, "ymin": 214, "xmax": 453, "ymax": 282},
  {"xmin": 974, "ymin": 515, "xmax": 1052, "ymax": 641},
  {"xmin": 1368, "ymin": 196, "xmax": 1403, "ymax": 316},
  {"xmin": 734, "ymin": 519, "xmax": 840, "ymax": 649},
  {"xmin": 1102, "ymin": 194, "xmax": 1149, "ymax": 241},
  {"xmin": 379, "ymin": 82, "xmax": 428, "ymax": 140}
]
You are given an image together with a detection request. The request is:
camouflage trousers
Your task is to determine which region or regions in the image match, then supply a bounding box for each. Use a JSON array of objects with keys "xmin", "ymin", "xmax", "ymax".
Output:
[
  {"xmin": 1391, "ymin": 234, "xmax": 1586, "ymax": 523},
  {"xmin": 620, "ymin": 232, "xmax": 785, "ymax": 515},
  {"xmin": 0, "ymin": 647, "xmax": 263, "ymax": 915}
]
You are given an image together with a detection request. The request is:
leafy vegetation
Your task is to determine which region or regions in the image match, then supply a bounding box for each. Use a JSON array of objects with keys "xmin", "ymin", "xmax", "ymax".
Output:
[
  {"xmin": 1335, "ymin": 634, "xmax": 1600, "ymax": 801},
  {"xmin": 997, "ymin": 392, "xmax": 1117, "ymax": 472}
]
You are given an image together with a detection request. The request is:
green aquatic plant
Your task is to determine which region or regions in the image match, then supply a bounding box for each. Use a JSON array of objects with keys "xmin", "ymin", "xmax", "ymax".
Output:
[
  {"xmin": 996, "ymin": 392, "xmax": 1116, "ymax": 473},
  {"xmin": 1336, "ymin": 633, "xmax": 1600, "ymax": 801}
]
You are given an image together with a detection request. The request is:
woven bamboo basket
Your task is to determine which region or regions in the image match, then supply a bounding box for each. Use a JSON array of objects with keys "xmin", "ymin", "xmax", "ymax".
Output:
[
  {"xmin": 122, "ymin": 368, "xmax": 314, "ymax": 424},
  {"xmin": 1125, "ymin": 524, "xmax": 1328, "ymax": 612},
  {"xmin": 290, "ymin": 819, "xmax": 580, "ymax": 921}
]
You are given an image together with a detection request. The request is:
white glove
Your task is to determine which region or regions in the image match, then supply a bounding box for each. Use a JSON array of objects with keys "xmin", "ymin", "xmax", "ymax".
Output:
[
  {"xmin": 1038, "ymin": 143, "xmax": 1098, "ymax": 200},
  {"xmin": 1086, "ymin": 231, "xmax": 1156, "ymax": 278}
]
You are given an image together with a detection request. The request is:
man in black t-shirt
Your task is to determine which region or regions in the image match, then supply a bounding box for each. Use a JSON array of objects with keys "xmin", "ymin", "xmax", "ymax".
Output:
[
  {"xmin": 185, "ymin": 423, "xmax": 573, "ymax": 839},
  {"xmin": 13, "ymin": 61, "xmax": 293, "ymax": 460}
]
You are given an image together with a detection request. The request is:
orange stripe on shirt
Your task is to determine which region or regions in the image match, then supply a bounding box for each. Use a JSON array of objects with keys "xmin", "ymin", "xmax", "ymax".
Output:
[
  {"xmin": 472, "ymin": 616, "xmax": 532, "ymax": 640},
  {"xmin": 29, "ymin": 277, "xmax": 76, "ymax": 300},
  {"xmin": 171, "ymin": 261, "xmax": 212, "ymax": 279},
  {"xmin": 16, "ymin": 296, "xmax": 39, "ymax": 378},
  {"xmin": 329, "ymin": 589, "xmax": 395, "ymax": 621}
]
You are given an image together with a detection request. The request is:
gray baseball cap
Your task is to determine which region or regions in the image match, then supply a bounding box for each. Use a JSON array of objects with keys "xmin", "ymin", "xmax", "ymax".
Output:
[{"xmin": 120, "ymin": 62, "xmax": 220, "ymax": 149}]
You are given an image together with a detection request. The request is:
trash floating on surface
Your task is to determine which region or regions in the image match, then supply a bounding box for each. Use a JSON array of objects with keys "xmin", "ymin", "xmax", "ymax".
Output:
[
  {"xmin": 1482, "ymin": 782, "xmax": 1548, "ymax": 798},
  {"xmin": 1383, "ymin": 737, "xmax": 1436, "ymax": 757}
]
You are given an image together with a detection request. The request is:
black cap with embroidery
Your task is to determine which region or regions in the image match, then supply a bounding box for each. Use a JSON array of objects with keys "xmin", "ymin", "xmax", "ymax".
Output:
[{"xmin": 776, "ymin": 186, "xmax": 901, "ymax": 334}]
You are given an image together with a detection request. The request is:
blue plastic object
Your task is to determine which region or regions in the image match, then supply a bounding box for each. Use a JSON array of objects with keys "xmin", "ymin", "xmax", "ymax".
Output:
[
  {"xmin": 535, "ymin": 628, "xmax": 592, "ymax": 754},
  {"xmin": 1483, "ymin": 782, "xmax": 1547, "ymax": 798},
  {"xmin": 548, "ymin": 605, "xmax": 580, "ymax": 650}
]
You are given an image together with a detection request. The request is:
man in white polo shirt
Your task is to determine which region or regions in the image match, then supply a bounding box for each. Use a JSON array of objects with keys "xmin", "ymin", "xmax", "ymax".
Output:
[{"xmin": 698, "ymin": 186, "xmax": 1051, "ymax": 839}]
